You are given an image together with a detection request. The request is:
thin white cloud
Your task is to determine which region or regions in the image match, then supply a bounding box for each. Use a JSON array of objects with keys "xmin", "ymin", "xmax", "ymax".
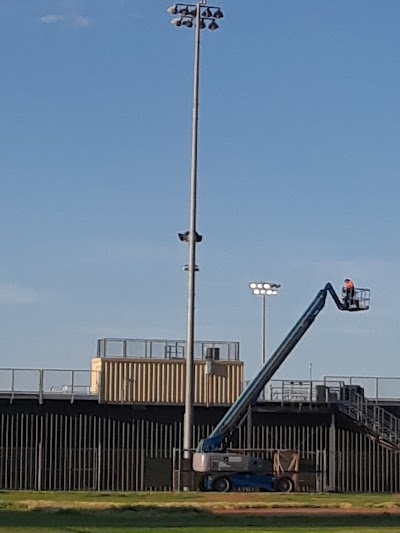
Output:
[
  {"xmin": 40, "ymin": 14, "xmax": 64, "ymax": 24},
  {"xmin": 40, "ymin": 14, "xmax": 93, "ymax": 29},
  {"xmin": 0, "ymin": 283, "xmax": 39, "ymax": 305},
  {"xmin": 72, "ymin": 16, "xmax": 93, "ymax": 28}
]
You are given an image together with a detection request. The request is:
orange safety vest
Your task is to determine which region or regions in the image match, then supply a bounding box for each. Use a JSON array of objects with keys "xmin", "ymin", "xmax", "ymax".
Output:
[{"xmin": 345, "ymin": 280, "xmax": 354, "ymax": 290}]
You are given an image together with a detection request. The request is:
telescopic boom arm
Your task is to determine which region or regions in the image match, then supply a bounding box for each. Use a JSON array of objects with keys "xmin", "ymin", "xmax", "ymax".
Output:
[{"xmin": 197, "ymin": 283, "xmax": 368, "ymax": 453}]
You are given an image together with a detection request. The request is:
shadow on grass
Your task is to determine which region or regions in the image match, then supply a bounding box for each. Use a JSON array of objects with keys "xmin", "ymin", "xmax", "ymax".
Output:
[{"xmin": 0, "ymin": 509, "xmax": 400, "ymax": 530}]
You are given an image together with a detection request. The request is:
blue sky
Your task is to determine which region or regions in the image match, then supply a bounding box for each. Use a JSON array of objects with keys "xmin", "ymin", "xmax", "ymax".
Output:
[{"xmin": 0, "ymin": 0, "xmax": 399, "ymax": 384}]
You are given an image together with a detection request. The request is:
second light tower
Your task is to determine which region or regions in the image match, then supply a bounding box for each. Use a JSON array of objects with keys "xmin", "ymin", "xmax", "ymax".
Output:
[{"xmin": 249, "ymin": 282, "xmax": 281, "ymax": 366}]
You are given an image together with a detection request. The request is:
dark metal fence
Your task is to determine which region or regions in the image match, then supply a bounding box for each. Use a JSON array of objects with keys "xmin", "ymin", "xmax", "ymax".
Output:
[{"xmin": 0, "ymin": 410, "xmax": 399, "ymax": 492}]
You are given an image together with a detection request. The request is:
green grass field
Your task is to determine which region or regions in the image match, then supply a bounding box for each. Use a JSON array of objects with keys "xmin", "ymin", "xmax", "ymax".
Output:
[
  {"xmin": 1, "ymin": 510, "xmax": 400, "ymax": 532},
  {"xmin": 1, "ymin": 492, "xmax": 400, "ymax": 532}
]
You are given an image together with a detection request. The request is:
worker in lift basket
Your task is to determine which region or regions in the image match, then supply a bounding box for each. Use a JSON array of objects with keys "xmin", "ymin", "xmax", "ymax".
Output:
[{"xmin": 342, "ymin": 278, "xmax": 355, "ymax": 308}]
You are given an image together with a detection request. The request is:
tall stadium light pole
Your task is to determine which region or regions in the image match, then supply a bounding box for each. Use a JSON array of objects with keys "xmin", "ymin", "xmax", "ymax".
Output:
[
  {"xmin": 249, "ymin": 282, "xmax": 281, "ymax": 366},
  {"xmin": 167, "ymin": 2, "xmax": 224, "ymax": 476}
]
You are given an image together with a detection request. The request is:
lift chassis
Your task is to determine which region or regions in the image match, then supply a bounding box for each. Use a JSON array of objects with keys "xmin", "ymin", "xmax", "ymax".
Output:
[{"xmin": 194, "ymin": 449, "xmax": 302, "ymax": 493}]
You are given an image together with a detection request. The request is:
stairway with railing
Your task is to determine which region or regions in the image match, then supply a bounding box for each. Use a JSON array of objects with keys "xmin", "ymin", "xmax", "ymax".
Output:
[
  {"xmin": 252, "ymin": 378, "xmax": 400, "ymax": 452},
  {"xmin": 337, "ymin": 389, "xmax": 400, "ymax": 450}
]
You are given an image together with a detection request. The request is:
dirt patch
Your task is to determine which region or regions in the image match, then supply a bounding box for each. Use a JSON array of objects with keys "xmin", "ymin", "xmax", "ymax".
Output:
[{"xmin": 212, "ymin": 507, "xmax": 400, "ymax": 517}]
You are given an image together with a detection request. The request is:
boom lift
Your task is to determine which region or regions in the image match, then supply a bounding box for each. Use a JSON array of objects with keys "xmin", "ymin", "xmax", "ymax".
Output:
[{"xmin": 193, "ymin": 283, "xmax": 370, "ymax": 492}]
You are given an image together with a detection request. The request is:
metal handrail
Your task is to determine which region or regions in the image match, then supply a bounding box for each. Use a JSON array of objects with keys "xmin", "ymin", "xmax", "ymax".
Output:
[
  {"xmin": 241, "ymin": 379, "xmax": 345, "ymax": 403},
  {"xmin": 240, "ymin": 377, "xmax": 400, "ymax": 404},
  {"xmin": 324, "ymin": 375, "xmax": 400, "ymax": 402},
  {"xmin": 0, "ymin": 368, "xmax": 99, "ymax": 403},
  {"xmin": 96, "ymin": 337, "xmax": 240, "ymax": 361}
]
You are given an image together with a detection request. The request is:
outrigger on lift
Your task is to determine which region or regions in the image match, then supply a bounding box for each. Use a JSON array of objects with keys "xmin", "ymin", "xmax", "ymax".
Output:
[{"xmin": 193, "ymin": 282, "xmax": 370, "ymax": 492}]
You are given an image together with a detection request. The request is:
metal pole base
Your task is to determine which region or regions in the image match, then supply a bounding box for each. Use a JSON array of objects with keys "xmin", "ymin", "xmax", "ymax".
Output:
[{"xmin": 181, "ymin": 457, "xmax": 194, "ymax": 491}]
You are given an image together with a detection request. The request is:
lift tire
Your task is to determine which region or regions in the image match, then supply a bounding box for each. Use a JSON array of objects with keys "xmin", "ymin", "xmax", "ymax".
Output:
[
  {"xmin": 275, "ymin": 476, "xmax": 294, "ymax": 493},
  {"xmin": 212, "ymin": 476, "xmax": 232, "ymax": 492},
  {"xmin": 198, "ymin": 476, "xmax": 208, "ymax": 492}
]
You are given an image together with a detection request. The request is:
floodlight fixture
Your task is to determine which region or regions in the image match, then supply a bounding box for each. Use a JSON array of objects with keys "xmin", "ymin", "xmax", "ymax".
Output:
[
  {"xmin": 250, "ymin": 282, "xmax": 281, "ymax": 296},
  {"xmin": 179, "ymin": 5, "xmax": 190, "ymax": 16},
  {"xmin": 167, "ymin": 4, "xmax": 178, "ymax": 15},
  {"xmin": 168, "ymin": 3, "xmax": 223, "ymax": 33}
]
